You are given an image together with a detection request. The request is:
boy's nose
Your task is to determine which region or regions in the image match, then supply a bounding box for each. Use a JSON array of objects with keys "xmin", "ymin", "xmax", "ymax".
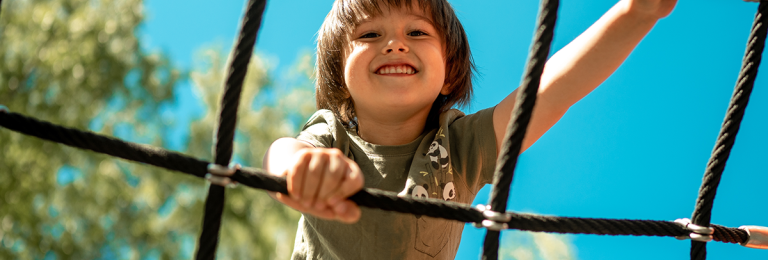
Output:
[{"xmin": 383, "ymin": 40, "xmax": 409, "ymax": 54}]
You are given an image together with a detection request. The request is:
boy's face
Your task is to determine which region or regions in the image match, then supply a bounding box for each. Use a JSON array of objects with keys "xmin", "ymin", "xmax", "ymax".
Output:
[{"xmin": 343, "ymin": 4, "xmax": 449, "ymax": 121}]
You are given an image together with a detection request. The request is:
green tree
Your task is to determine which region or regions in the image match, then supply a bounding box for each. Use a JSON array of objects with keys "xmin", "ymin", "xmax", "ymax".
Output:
[
  {"xmin": 0, "ymin": 0, "xmax": 313, "ymax": 258},
  {"xmin": 183, "ymin": 47, "xmax": 314, "ymax": 259}
]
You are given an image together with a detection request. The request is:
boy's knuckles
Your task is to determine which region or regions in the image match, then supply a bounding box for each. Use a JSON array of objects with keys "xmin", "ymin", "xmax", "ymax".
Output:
[
  {"xmin": 347, "ymin": 170, "xmax": 364, "ymax": 185},
  {"xmin": 327, "ymin": 166, "xmax": 344, "ymax": 180},
  {"xmin": 294, "ymin": 149, "xmax": 312, "ymax": 161},
  {"xmin": 326, "ymin": 148, "xmax": 341, "ymax": 155}
]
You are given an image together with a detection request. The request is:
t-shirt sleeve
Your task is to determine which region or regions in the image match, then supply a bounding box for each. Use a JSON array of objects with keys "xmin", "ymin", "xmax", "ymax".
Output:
[
  {"xmin": 296, "ymin": 110, "xmax": 335, "ymax": 148},
  {"xmin": 295, "ymin": 109, "xmax": 351, "ymax": 155},
  {"xmin": 297, "ymin": 123, "xmax": 332, "ymax": 148},
  {"xmin": 448, "ymin": 106, "xmax": 497, "ymax": 194}
]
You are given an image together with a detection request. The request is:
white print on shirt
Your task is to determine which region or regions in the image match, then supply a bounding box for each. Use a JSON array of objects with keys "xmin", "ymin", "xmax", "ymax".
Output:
[
  {"xmin": 428, "ymin": 139, "xmax": 450, "ymax": 170},
  {"xmin": 407, "ymin": 137, "xmax": 456, "ymax": 257}
]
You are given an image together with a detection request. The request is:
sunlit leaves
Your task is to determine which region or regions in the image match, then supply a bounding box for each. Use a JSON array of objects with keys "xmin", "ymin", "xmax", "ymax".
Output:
[
  {"xmin": 187, "ymin": 47, "xmax": 314, "ymax": 259},
  {"xmin": 1, "ymin": 0, "xmax": 310, "ymax": 259}
]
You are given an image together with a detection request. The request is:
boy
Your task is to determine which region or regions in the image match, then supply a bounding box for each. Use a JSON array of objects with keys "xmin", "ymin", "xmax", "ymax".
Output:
[{"xmin": 209, "ymin": 0, "xmax": 676, "ymax": 258}]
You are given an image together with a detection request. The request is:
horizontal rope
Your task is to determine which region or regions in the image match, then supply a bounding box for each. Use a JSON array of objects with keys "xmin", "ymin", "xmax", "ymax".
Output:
[
  {"xmin": 0, "ymin": 110, "xmax": 210, "ymax": 177},
  {"xmin": 0, "ymin": 109, "xmax": 751, "ymax": 245}
]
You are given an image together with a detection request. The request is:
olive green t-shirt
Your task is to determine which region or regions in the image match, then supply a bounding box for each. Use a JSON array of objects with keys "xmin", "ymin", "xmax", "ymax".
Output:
[{"xmin": 292, "ymin": 107, "xmax": 497, "ymax": 260}]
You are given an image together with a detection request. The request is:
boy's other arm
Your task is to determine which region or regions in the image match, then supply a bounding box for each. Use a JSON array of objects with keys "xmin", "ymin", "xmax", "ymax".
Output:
[
  {"xmin": 493, "ymin": 0, "xmax": 676, "ymax": 154},
  {"xmin": 263, "ymin": 137, "xmax": 363, "ymax": 223}
]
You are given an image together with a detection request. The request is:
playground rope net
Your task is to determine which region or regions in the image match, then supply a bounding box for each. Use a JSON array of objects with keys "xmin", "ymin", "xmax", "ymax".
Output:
[{"xmin": 1, "ymin": 0, "xmax": 766, "ymax": 259}]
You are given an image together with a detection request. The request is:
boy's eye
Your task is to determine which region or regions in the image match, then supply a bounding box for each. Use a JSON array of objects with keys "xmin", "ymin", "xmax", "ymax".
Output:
[
  {"xmin": 360, "ymin": 32, "xmax": 379, "ymax": 39},
  {"xmin": 408, "ymin": 30, "xmax": 427, "ymax": 37}
]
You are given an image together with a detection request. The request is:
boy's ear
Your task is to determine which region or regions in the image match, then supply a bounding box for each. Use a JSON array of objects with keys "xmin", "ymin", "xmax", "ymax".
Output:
[{"xmin": 440, "ymin": 83, "xmax": 452, "ymax": 95}]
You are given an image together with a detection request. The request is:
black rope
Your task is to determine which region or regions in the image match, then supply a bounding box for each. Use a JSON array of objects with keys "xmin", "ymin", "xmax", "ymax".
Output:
[
  {"xmin": 689, "ymin": 2, "xmax": 767, "ymax": 259},
  {"xmin": 0, "ymin": 111, "xmax": 210, "ymax": 177},
  {"xmin": 0, "ymin": 110, "xmax": 753, "ymax": 245},
  {"xmin": 195, "ymin": 0, "xmax": 267, "ymax": 259},
  {"xmin": 501, "ymin": 214, "xmax": 747, "ymax": 245},
  {"xmin": 482, "ymin": 0, "xmax": 559, "ymax": 259},
  {"xmin": 712, "ymin": 224, "xmax": 749, "ymax": 244}
]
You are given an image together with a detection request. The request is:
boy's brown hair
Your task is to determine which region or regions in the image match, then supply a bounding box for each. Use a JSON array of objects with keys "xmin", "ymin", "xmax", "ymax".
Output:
[{"xmin": 315, "ymin": 0, "xmax": 475, "ymax": 126}]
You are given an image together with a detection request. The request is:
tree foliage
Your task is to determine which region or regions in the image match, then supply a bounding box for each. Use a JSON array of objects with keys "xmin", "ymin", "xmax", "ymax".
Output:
[
  {"xmin": 185, "ymin": 48, "xmax": 314, "ymax": 259},
  {"xmin": 0, "ymin": 0, "xmax": 313, "ymax": 259}
]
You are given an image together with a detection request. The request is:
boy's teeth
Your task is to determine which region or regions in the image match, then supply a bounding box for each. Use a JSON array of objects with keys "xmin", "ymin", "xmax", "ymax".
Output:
[{"xmin": 378, "ymin": 65, "xmax": 415, "ymax": 74}]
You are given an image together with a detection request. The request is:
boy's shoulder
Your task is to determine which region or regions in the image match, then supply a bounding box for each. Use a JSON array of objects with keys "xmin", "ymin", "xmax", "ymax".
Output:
[
  {"xmin": 301, "ymin": 106, "xmax": 496, "ymax": 133},
  {"xmin": 296, "ymin": 106, "xmax": 496, "ymax": 148},
  {"xmin": 296, "ymin": 109, "xmax": 346, "ymax": 150},
  {"xmin": 439, "ymin": 106, "xmax": 496, "ymax": 133}
]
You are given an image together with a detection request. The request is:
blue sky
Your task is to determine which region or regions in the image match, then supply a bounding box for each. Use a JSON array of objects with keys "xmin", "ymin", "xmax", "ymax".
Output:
[{"xmin": 141, "ymin": 0, "xmax": 768, "ymax": 259}]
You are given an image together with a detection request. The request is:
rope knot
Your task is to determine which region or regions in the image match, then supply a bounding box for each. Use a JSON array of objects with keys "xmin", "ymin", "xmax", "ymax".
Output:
[
  {"xmin": 473, "ymin": 204, "xmax": 511, "ymax": 231},
  {"xmin": 206, "ymin": 163, "xmax": 241, "ymax": 189},
  {"xmin": 675, "ymin": 218, "xmax": 714, "ymax": 242}
]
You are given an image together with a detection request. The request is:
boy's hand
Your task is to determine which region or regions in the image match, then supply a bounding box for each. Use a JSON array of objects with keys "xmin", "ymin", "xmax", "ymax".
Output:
[
  {"xmin": 626, "ymin": 0, "xmax": 677, "ymax": 19},
  {"xmin": 274, "ymin": 148, "xmax": 364, "ymax": 224}
]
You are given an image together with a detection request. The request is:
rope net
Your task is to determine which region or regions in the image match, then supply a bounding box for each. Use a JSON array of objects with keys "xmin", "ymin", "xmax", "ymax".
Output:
[{"xmin": 0, "ymin": 0, "xmax": 766, "ymax": 259}]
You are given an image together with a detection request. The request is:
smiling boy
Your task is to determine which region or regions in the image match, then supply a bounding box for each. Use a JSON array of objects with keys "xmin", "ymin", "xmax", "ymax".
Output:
[{"xmin": 208, "ymin": 0, "xmax": 677, "ymax": 259}]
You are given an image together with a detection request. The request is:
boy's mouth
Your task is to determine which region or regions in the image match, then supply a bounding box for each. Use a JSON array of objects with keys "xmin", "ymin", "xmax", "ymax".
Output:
[{"xmin": 376, "ymin": 64, "xmax": 418, "ymax": 75}]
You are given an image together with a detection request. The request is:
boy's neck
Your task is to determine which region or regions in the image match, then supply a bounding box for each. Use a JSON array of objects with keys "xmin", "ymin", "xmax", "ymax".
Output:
[{"xmin": 355, "ymin": 111, "xmax": 429, "ymax": 146}]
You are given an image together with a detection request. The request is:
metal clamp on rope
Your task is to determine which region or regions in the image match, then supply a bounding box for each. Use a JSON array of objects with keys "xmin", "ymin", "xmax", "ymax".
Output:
[
  {"xmin": 739, "ymin": 225, "xmax": 768, "ymax": 249},
  {"xmin": 472, "ymin": 204, "xmax": 511, "ymax": 231},
  {"xmin": 206, "ymin": 163, "xmax": 241, "ymax": 188},
  {"xmin": 674, "ymin": 218, "xmax": 714, "ymax": 242}
]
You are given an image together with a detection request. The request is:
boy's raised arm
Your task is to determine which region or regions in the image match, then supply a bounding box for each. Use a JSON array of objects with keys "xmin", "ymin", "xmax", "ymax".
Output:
[{"xmin": 492, "ymin": 0, "xmax": 676, "ymax": 154}]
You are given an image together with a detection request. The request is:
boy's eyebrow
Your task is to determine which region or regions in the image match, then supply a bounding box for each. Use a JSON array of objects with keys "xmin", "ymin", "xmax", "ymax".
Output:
[
  {"xmin": 410, "ymin": 14, "xmax": 436, "ymax": 27},
  {"xmin": 399, "ymin": 7, "xmax": 435, "ymax": 27}
]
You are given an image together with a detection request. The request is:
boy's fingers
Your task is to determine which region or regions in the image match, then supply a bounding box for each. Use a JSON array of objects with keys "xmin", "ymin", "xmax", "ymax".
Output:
[
  {"xmin": 287, "ymin": 153, "xmax": 309, "ymax": 200},
  {"xmin": 313, "ymin": 210, "xmax": 336, "ymax": 220},
  {"xmin": 315, "ymin": 153, "xmax": 345, "ymax": 209},
  {"xmin": 275, "ymin": 148, "xmax": 364, "ymax": 224},
  {"xmin": 276, "ymin": 193, "xmax": 336, "ymax": 220},
  {"xmin": 275, "ymin": 192, "xmax": 303, "ymax": 210},
  {"xmin": 301, "ymin": 152, "xmax": 326, "ymax": 208},
  {"xmin": 334, "ymin": 201, "xmax": 361, "ymax": 224},
  {"xmin": 339, "ymin": 162, "xmax": 364, "ymax": 197},
  {"xmin": 326, "ymin": 162, "xmax": 363, "ymax": 206}
]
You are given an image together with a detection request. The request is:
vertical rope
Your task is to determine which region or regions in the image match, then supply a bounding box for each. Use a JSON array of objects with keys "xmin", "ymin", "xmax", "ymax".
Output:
[
  {"xmin": 481, "ymin": 0, "xmax": 559, "ymax": 259},
  {"xmin": 689, "ymin": 2, "xmax": 767, "ymax": 259},
  {"xmin": 194, "ymin": 0, "xmax": 268, "ymax": 259}
]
